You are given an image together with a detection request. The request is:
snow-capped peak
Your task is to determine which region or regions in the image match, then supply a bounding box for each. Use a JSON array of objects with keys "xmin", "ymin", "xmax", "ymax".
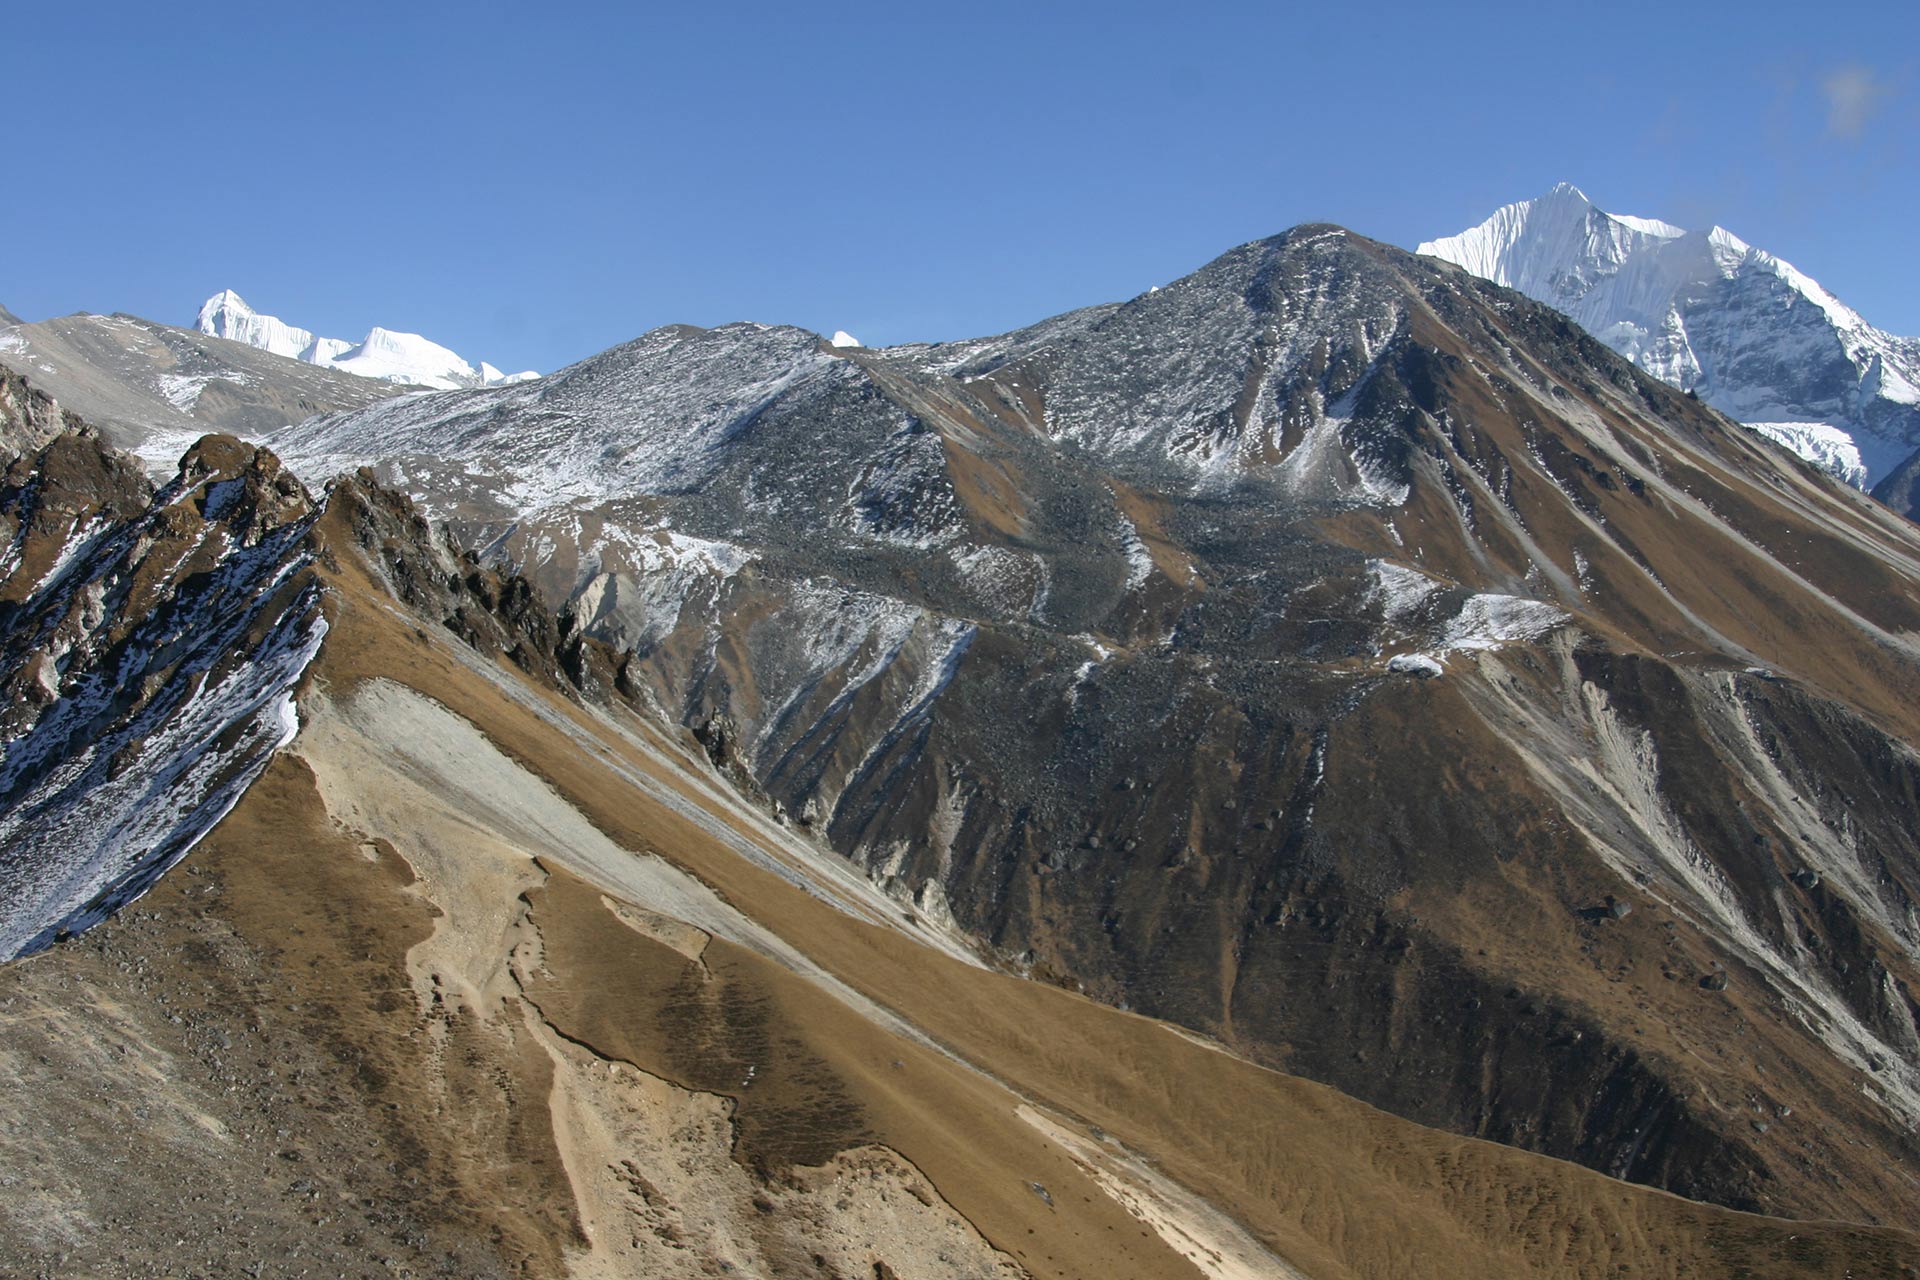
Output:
[
  {"xmin": 196, "ymin": 288, "xmax": 252, "ymax": 329},
  {"xmin": 830, "ymin": 330, "xmax": 863, "ymax": 349},
  {"xmin": 1419, "ymin": 186, "xmax": 1920, "ymax": 488},
  {"xmin": 197, "ymin": 290, "xmax": 324, "ymax": 365},
  {"xmin": 194, "ymin": 291, "xmax": 538, "ymax": 391},
  {"xmin": 1416, "ymin": 184, "xmax": 1686, "ymax": 308}
]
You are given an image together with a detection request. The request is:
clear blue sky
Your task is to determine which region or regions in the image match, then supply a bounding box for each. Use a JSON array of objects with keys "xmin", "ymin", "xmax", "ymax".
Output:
[{"xmin": 6, "ymin": 1, "xmax": 1916, "ymax": 374}]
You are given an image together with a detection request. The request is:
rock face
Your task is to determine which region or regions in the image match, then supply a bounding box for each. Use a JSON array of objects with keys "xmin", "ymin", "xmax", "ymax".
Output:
[
  {"xmin": 0, "ymin": 366, "xmax": 87, "ymax": 462},
  {"xmin": 1419, "ymin": 183, "xmax": 1920, "ymax": 486},
  {"xmin": 0, "ymin": 309, "xmax": 408, "ymax": 470},
  {"xmin": 265, "ymin": 225, "xmax": 1920, "ymax": 1224}
]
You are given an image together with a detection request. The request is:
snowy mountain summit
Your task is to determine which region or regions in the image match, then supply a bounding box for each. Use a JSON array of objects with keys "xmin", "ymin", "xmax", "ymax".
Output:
[
  {"xmin": 195, "ymin": 290, "xmax": 538, "ymax": 391},
  {"xmin": 1419, "ymin": 184, "xmax": 1920, "ymax": 489}
]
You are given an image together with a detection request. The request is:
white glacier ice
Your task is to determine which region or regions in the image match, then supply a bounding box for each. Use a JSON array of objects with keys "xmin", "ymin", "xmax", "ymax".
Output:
[
  {"xmin": 1419, "ymin": 185, "xmax": 1920, "ymax": 487},
  {"xmin": 196, "ymin": 290, "xmax": 539, "ymax": 391}
]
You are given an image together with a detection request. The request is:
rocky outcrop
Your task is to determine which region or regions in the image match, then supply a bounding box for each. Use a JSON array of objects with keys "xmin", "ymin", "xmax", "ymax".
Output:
[
  {"xmin": 0, "ymin": 430, "xmax": 324, "ymax": 957},
  {"xmin": 0, "ymin": 367, "xmax": 87, "ymax": 464}
]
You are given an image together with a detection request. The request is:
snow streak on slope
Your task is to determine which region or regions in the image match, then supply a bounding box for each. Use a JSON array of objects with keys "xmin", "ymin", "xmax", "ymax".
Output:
[
  {"xmin": 1420, "ymin": 184, "xmax": 1920, "ymax": 485},
  {"xmin": 1367, "ymin": 559, "xmax": 1567, "ymax": 666},
  {"xmin": 0, "ymin": 462, "xmax": 327, "ymax": 959},
  {"xmin": 197, "ymin": 290, "xmax": 537, "ymax": 390}
]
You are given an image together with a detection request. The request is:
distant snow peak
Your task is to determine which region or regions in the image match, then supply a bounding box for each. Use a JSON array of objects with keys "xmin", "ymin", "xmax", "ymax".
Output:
[
  {"xmin": 1419, "ymin": 186, "xmax": 1920, "ymax": 488},
  {"xmin": 195, "ymin": 290, "xmax": 538, "ymax": 391},
  {"xmin": 831, "ymin": 330, "xmax": 863, "ymax": 349}
]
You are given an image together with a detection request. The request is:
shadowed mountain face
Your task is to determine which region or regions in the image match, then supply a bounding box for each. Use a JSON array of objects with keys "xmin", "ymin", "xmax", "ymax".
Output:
[
  {"xmin": 261, "ymin": 226, "xmax": 1920, "ymax": 1224},
  {"xmin": 1874, "ymin": 449, "xmax": 1920, "ymax": 522}
]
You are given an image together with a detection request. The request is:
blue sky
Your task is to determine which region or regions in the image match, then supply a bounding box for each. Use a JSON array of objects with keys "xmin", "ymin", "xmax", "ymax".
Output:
[{"xmin": 6, "ymin": 1, "xmax": 1916, "ymax": 374}]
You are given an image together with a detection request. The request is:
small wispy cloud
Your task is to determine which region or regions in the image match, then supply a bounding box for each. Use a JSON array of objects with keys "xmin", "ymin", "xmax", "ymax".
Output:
[{"xmin": 1821, "ymin": 65, "xmax": 1889, "ymax": 140}]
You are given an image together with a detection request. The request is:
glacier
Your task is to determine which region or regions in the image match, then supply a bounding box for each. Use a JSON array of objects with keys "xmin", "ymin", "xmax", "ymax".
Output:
[
  {"xmin": 1419, "ymin": 184, "xmax": 1920, "ymax": 488},
  {"xmin": 196, "ymin": 290, "xmax": 539, "ymax": 391}
]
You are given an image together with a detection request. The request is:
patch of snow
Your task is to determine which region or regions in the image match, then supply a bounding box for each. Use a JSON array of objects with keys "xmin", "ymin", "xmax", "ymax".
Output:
[
  {"xmin": 157, "ymin": 370, "xmax": 252, "ymax": 412},
  {"xmin": 1369, "ymin": 559, "xmax": 1566, "ymax": 655},
  {"xmin": 1277, "ymin": 377, "xmax": 1408, "ymax": 509},
  {"xmin": 1387, "ymin": 653, "xmax": 1444, "ymax": 677},
  {"xmin": 830, "ymin": 331, "xmax": 863, "ymax": 349},
  {"xmin": 841, "ymin": 424, "xmax": 964, "ymax": 549},
  {"xmin": 1438, "ymin": 592, "xmax": 1567, "ymax": 652},
  {"xmin": 1367, "ymin": 559, "xmax": 1443, "ymax": 622},
  {"xmin": 1116, "ymin": 514, "xmax": 1154, "ymax": 591},
  {"xmin": 949, "ymin": 543, "xmax": 1038, "ymax": 615},
  {"xmin": 571, "ymin": 524, "xmax": 753, "ymax": 647}
]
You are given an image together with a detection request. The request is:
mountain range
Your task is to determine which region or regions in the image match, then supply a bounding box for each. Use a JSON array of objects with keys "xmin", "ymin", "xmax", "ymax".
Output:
[
  {"xmin": 3, "ymin": 216, "xmax": 1920, "ymax": 1278},
  {"xmin": 196, "ymin": 289, "xmax": 538, "ymax": 390},
  {"xmin": 1420, "ymin": 184, "xmax": 1920, "ymax": 500}
]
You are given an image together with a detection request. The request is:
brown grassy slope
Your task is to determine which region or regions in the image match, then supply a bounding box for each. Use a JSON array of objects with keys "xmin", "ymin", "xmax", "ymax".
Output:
[
  {"xmin": 301, "ymin": 504, "xmax": 1920, "ymax": 1280},
  {"xmin": 0, "ymin": 752, "xmax": 578, "ymax": 1279},
  {"xmin": 1348, "ymin": 240, "xmax": 1920, "ymax": 740}
]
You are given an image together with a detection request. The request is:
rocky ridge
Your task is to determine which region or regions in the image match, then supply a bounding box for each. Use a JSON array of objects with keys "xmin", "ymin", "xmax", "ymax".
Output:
[{"xmin": 0, "ymin": 427, "xmax": 325, "ymax": 958}]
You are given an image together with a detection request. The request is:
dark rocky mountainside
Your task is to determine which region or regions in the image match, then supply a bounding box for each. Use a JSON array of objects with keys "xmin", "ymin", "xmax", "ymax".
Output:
[{"xmin": 269, "ymin": 226, "xmax": 1920, "ymax": 1224}]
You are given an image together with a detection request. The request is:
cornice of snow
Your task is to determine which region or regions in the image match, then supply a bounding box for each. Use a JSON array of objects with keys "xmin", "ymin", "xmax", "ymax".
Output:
[{"xmin": 196, "ymin": 290, "xmax": 539, "ymax": 391}]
